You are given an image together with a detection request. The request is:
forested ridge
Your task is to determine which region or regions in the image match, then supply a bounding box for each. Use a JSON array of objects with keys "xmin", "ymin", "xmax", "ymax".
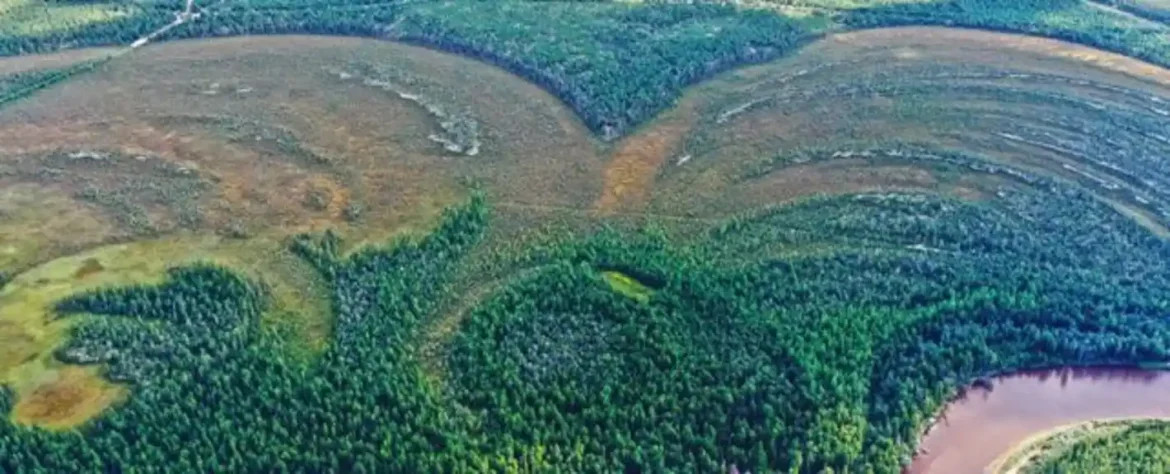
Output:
[
  {"xmin": 3, "ymin": 171, "xmax": 1170, "ymax": 472},
  {"xmin": 5, "ymin": 0, "xmax": 1170, "ymax": 136}
]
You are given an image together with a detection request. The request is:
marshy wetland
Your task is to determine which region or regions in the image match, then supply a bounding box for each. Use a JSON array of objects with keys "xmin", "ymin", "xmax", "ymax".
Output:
[{"xmin": 3, "ymin": 0, "xmax": 1170, "ymax": 471}]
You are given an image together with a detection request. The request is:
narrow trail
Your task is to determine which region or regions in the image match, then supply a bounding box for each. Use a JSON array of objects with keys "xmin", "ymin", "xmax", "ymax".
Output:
[{"xmin": 119, "ymin": 0, "xmax": 219, "ymax": 55}]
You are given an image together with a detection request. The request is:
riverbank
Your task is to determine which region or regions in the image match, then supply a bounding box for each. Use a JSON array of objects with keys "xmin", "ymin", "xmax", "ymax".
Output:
[
  {"xmin": 907, "ymin": 367, "xmax": 1170, "ymax": 473},
  {"xmin": 988, "ymin": 418, "xmax": 1170, "ymax": 474}
]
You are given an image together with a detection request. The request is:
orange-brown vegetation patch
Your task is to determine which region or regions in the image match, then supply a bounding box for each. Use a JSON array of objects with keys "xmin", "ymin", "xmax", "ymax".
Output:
[
  {"xmin": 694, "ymin": 160, "xmax": 1002, "ymax": 218},
  {"xmin": 0, "ymin": 35, "xmax": 608, "ymax": 265},
  {"xmin": 7, "ymin": 26, "xmax": 1168, "ymax": 428},
  {"xmin": 0, "ymin": 183, "xmax": 119, "ymax": 272},
  {"xmin": 11, "ymin": 366, "xmax": 127, "ymax": 430},
  {"xmin": 0, "ymin": 47, "xmax": 116, "ymax": 75},
  {"xmin": 0, "ymin": 35, "xmax": 611, "ymax": 427},
  {"xmin": 595, "ymin": 103, "xmax": 695, "ymax": 214},
  {"xmin": 830, "ymin": 27, "xmax": 1170, "ymax": 88},
  {"xmin": 73, "ymin": 258, "xmax": 105, "ymax": 279},
  {"xmin": 644, "ymin": 27, "xmax": 1170, "ymax": 226}
]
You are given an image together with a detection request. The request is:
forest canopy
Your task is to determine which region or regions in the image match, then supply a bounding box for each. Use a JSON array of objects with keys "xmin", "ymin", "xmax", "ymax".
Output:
[
  {"xmin": 2, "ymin": 175, "xmax": 1170, "ymax": 472},
  {"xmin": 3, "ymin": 0, "xmax": 1170, "ymax": 136},
  {"xmin": 4, "ymin": 0, "xmax": 1170, "ymax": 472}
]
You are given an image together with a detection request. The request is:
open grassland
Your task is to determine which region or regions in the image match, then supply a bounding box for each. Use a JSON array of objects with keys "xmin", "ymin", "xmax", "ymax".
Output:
[
  {"xmin": 6, "ymin": 0, "xmax": 1170, "ymax": 139},
  {"xmin": 626, "ymin": 28, "xmax": 1170, "ymax": 238},
  {"xmin": 0, "ymin": 47, "xmax": 113, "ymax": 76},
  {"xmin": 1, "ymin": 14, "xmax": 1170, "ymax": 474},
  {"xmin": 0, "ymin": 58, "xmax": 108, "ymax": 109},
  {"xmin": 0, "ymin": 35, "xmax": 607, "ymax": 429}
]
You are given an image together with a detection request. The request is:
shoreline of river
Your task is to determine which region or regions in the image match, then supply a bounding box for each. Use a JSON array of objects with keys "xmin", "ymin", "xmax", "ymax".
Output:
[
  {"xmin": 986, "ymin": 417, "xmax": 1170, "ymax": 474},
  {"xmin": 904, "ymin": 365, "xmax": 1170, "ymax": 474}
]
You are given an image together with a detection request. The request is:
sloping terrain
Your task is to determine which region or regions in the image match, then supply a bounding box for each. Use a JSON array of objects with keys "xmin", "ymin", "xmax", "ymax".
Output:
[
  {"xmin": 0, "ymin": 6, "xmax": 1169, "ymax": 474},
  {"xmin": 0, "ymin": 35, "xmax": 604, "ymax": 429}
]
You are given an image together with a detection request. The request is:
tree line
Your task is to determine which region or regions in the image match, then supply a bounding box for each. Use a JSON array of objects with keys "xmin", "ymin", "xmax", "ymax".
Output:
[
  {"xmin": 7, "ymin": 1, "xmax": 1168, "ymax": 139},
  {"xmin": 4, "ymin": 170, "xmax": 1170, "ymax": 471}
]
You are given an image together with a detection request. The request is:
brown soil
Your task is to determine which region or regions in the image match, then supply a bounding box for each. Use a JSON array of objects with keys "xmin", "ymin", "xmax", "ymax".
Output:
[
  {"xmin": 644, "ymin": 26, "xmax": 1170, "ymax": 226},
  {"xmin": 830, "ymin": 27, "xmax": 1170, "ymax": 88}
]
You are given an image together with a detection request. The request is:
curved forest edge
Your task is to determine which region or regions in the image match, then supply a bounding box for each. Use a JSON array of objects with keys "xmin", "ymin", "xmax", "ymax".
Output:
[
  {"xmin": 0, "ymin": 57, "xmax": 110, "ymax": 110},
  {"xmin": 2, "ymin": 171, "xmax": 1170, "ymax": 472},
  {"xmin": 991, "ymin": 418, "xmax": 1170, "ymax": 473},
  {"xmin": 4, "ymin": 0, "xmax": 1170, "ymax": 137},
  {"xmin": 3, "ymin": 0, "xmax": 1170, "ymax": 472}
]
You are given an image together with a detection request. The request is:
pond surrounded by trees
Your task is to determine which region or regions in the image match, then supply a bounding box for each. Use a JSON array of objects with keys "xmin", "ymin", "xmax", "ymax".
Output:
[{"xmin": 907, "ymin": 367, "xmax": 1170, "ymax": 473}]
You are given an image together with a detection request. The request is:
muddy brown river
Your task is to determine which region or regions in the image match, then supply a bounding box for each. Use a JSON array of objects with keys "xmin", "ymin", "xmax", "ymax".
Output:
[{"xmin": 907, "ymin": 367, "xmax": 1170, "ymax": 474}]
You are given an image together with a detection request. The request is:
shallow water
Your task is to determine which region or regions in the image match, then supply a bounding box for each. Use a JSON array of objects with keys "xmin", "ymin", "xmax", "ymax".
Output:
[{"xmin": 907, "ymin": 367, "xmax": 1170, "ymax": 474}]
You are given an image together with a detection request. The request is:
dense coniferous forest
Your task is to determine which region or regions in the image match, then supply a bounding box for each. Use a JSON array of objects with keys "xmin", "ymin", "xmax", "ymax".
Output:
[
  {"xmin": 4, "ymin": 0, "xmax": 1170, "ymax": 472},
  {"xmin": 1, "ymin": 178, "xmax": 1169, "ymax": 472},
  {"xmin": 1095, "ymin": 0, "xmax": 1170, "ymax": 25}
]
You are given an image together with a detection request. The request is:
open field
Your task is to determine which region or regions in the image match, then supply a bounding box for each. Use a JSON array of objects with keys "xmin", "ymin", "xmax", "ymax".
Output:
[
  {"xmin": 0, "ymin": 47, "xmax": 114, "ymax": 76},
  {"xmin": 0, "ymin": 34, "xmax": 606, "ymax": 429},
  {"xmin": 1, "ymin": 17, "xmax": 1170, "ymax": 474},
  {"xmin": 629, "ymin": 28, "xmax": 1170, "ymax": 234}
]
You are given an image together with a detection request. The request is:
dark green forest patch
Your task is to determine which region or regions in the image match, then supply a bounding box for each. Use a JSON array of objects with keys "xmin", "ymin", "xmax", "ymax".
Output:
[{"xmin": 3, "ymin": 173, "xmax": 1169, "ymax": 472}]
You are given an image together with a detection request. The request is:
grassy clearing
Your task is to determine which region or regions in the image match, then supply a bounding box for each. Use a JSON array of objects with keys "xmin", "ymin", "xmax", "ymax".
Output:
[
  {"xmin": 0, "ymin": 242, "xmax": 173, "ymax": 429},
  {"xmin": 3, "ymin": 0, "xmax": 1170, "ymax": 142},
  {"xmin": 0, "ymin": 184, "xmax": 118, "ymax": 273},
  {"xmin": 643, "ymin": 28, "xmax": 1170, "ymax": 234},
  {"xmin": 0, "ymin": 233, "xmax": 340, "ymax": 428},
  {"xmin": 601, "ymin": 270, "xmax": 655, "ymax": 304},
  {"xmin": 5, "ymin": 28, "xmax": 1170, "ymax": 431}
]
